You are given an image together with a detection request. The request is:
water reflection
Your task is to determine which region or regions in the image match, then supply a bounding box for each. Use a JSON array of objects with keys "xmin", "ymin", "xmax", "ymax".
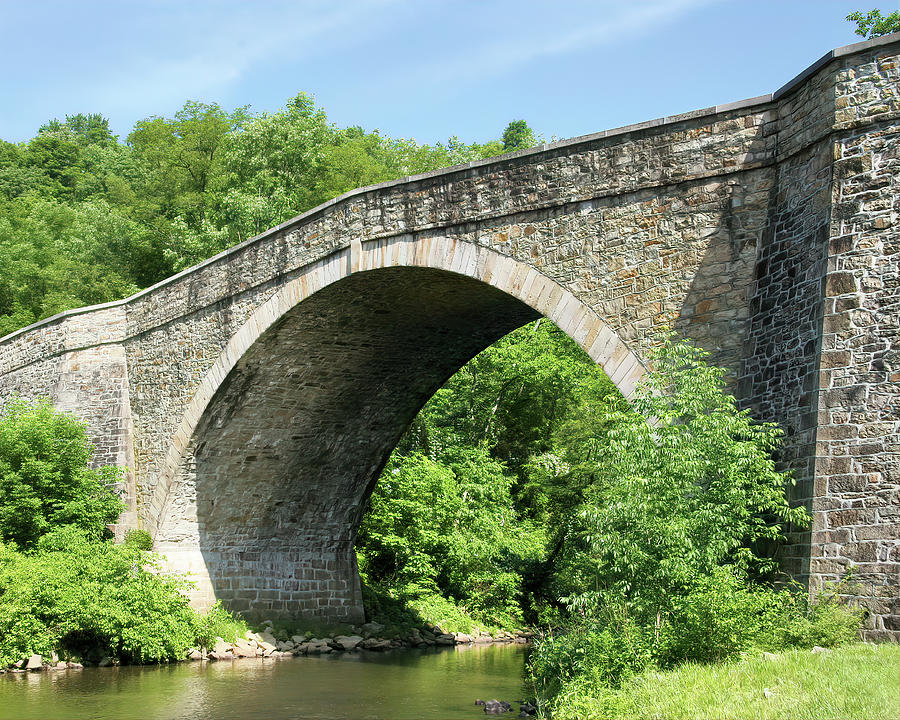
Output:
[{"xmin": 0, "ymin": 644, "xmax": 526, "ymax": 720}]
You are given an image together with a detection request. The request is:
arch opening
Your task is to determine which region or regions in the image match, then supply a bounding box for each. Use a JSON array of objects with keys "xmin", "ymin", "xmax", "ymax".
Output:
[{"xmin": 154, "ymin": 244, "xmax": 645, "ymax": 622}]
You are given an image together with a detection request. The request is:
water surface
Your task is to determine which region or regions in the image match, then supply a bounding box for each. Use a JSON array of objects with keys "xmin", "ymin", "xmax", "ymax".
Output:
[{"xmin": 0, "ymin": 643, "xmax": 527, "ymax": 720}]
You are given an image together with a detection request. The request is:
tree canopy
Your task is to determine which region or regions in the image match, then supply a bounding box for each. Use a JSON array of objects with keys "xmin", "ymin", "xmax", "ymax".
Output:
[{"xmin": 847, "ymin": 8, "xmax": 900, "ymax": 37}]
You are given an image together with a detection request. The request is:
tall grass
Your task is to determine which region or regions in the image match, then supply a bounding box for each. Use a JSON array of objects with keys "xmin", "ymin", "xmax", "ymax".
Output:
[{"xmin": 547, "ymin": 643, "xmax": 899, "ymax": 720}]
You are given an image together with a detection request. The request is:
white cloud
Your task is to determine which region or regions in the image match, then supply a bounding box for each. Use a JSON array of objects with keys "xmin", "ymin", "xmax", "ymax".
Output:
[{"xmin": 406, "ymin": 0, "xmax": 720, "ymax": 87}]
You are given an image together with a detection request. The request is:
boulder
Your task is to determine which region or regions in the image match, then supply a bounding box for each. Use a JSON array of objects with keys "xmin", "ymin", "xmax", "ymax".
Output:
[
  {"xmin": 54, "ymin": 662, "xmax": 67, "ymax": 670},
  {"xmin": 333, "ymin": 635, "xmax": 363, "ymax": 651},
  {"xmin": 435, "ymin": 634, "xmax": 455, "ymax": 646},
  {"xmin": 67, "ymin": 661, "xmax": 83, "ymax": 669},
  {"xmin": 258, "ymin": 641, "xmax": 277, "ymax": 656},
  {"xmin": 454, "ymin": 633, "xmax": 473, "ymax": 644},
  {"xmin": 360, "ymin": 638, "xmax": 392, "ymax": 651},
  {"xmin": 232, "ymin": 639, "xmax": 256, "ymax": 658},
  {"xmin": 361, "ymin": 621, "xmax": 385, "ymax": 637},
  {"xmin": 291, "ymin": 634, "xmax": 307, "ymax": 644},
  {"xmin": 25, "ymin": 654, "xmax": 42, "ymax": 671},
  {"xmin": 213, "ymin": 638, "xmax": 232, "ymax": 656},
  {"xmin": 187, "ymin": 648, "xmax": 204, "ymax": 661}
]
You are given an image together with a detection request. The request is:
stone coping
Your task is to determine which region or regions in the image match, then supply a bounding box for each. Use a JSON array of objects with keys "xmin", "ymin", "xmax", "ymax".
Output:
[{"xmin": 2, "ymin": 31, "xmax": 899, "ymax": 346}]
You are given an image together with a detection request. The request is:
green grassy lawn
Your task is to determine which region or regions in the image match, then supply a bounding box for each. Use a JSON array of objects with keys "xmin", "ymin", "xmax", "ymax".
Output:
[{"xmin": 548, "ymin": 642, "xmax": 900, "ymax": 720}]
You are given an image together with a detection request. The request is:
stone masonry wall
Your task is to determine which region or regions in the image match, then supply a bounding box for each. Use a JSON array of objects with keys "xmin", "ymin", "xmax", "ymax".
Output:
[{"xmin": 812, "ymin": 47, "xmax": 900, "ymax": 639}]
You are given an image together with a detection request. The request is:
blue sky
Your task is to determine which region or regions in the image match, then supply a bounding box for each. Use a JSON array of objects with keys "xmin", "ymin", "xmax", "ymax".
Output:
[{"xmin": 0, "ymin": 1, "xmax": 877, "ymax": 145}]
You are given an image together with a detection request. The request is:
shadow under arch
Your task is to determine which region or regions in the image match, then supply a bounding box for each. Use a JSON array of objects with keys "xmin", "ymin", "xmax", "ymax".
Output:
[{"xmin": 152, "ymin": 236, "xmax": 646, "ymax": 621}]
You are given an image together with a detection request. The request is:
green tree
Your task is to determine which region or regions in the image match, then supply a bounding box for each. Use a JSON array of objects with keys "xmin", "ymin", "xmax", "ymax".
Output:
[
  {"xmin": 0, "ymin": 398, "xmax": 123, "ymax": 548},
  {"xmin": 847, "ymin": 8, "xmax": 900, "ymax": 37},
  {"xmin": 552, "ymin": 335, "xmax": 809, "ymax": 621},
  {"xmin": 501, "ymin": 119, "xmax": 537, "ymax": 152}
]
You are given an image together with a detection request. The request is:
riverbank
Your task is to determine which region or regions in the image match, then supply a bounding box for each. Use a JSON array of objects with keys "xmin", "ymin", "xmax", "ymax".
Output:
[{"xmin": 2, "ymin": 619, "xmax": 533, "ymax": 673}]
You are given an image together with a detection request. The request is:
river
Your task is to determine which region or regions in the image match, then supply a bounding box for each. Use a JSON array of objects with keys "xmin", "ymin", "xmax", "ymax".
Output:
[{"xmin": 0, "ymin": 643, "xmax": 528, "ymax": 720}]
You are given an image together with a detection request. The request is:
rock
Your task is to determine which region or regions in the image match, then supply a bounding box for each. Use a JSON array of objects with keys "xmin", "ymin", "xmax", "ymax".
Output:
[
  {"xmin": 54, "ymin": 662, "xmax": 67, "ymax": 670},
  {"xmin": 361, "ymin": 621, "xmax": 384, "ymax": 637},
  {"xmin": 25, "ymin": 654, "xmax": 43, "ymax": 671},
  {"xmin": 454, "ymin": 633, "xmax": 473, "ymax": 644},
  {"xmin": 213, "ymin": 639, "xmax": 232, "ymax": 656},
  {"xmin": 333, "ymin": 635, "xmax": 364, "ymax": 651},
  {"xmin": 811, "ymin": 645, "xmax": 829, "ymax": 654},
  {"xmin": 301, "ymin": 640, "xmax": 332, "ymax": 654},
  {"xmin": 187, "ymin": 648, "xmax": 204, "ymax": 661},
  {"xmin": 259, "ymin": 632, "xmax": 278, "ymax": 646},
  {"xmin": 435, "ymin": 634, "xmax": 455, "ymax": 646},
  {"xmin": 67, "ymin": 661, "xmax": 83, "ymax": 669},
  {"xmin": 360, "ymin": 638, "xmax": 392, "ymax": 651},
  {"xmin": 11, "ymin": 659, "xmax": 25, "ymax": 669},
  {"xmin": 291, "ymin": 634, "xmax": 307, "ymax": 644},
  {"xmin": 258, "ymin": 641, "xmax": 277, "ymax": 656},
  {"xmin": 475, "ymin": 634, "xmax": 493, "ymax": 644},
  {"xmin": 232, "ymin": 639, "xmax": 256, "ymax": 658}
]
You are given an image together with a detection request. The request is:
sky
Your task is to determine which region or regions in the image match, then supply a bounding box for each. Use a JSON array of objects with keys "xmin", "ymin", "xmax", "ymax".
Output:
[{"xmin": 0, "ymin": 0, "xmax": 880, "ymax": 146}]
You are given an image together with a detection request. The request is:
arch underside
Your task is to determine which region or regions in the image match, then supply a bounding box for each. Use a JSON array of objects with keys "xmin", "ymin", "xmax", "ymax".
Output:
[{"xmin": 167, "ymin": 267, "xmax": 542, "ymax": 619}]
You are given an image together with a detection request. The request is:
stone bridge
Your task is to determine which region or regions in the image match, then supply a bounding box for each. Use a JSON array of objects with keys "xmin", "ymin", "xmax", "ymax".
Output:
[{"xmin": 1, "ymin": 36, "xmax": 898, "ymax": 638}]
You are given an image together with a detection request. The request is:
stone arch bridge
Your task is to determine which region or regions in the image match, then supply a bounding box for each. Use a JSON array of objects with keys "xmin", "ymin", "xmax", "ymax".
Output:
[{"xmin": 1, "ymin": 36, "xmax": 898, "ymax": 638}]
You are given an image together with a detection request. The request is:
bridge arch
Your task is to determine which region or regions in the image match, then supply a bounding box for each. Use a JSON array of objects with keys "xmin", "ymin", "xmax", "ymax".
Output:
[{"xmin": 153, "ymin": 235, "xmax": 644, "ymax": 620}]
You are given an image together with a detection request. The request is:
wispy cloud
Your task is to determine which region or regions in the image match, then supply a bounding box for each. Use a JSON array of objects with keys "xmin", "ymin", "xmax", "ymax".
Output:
[
  {"xmin": 83, "ymin": 0, "xmax": 401, "ymax": 116},
  {"xmin": 407, "ymin": 0, "xmax": 719, "ymax": 88}
]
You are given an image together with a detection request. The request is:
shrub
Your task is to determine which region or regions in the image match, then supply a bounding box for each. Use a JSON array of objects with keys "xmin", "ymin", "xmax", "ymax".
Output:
[
  {"xmin": 529, "ymin": 618, "xmax": 654, "ymax": 693},
  {"xmin": 0, "ymin": 527, "xmax": 204, "ymax": 666},
  {"xmin": 123, "ymin": 528, "xmax": 154, "ymax": 551},
  {"xmin": 0, "ymin": 397, "xmax": 123, "ymax": 548},
  {"xmin": 653, "ymin": 569, "xmax": 789, "ymax": 666}
]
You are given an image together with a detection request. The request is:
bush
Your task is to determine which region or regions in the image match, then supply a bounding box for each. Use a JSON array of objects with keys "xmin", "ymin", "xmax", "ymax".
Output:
[
  {"xmin": 123, "ymin": 528, "xmax": 154, "ymax": 551},
  {"xmin": 654, "ymin": 569, "xmax": 789, "ymax": 666},
  {"xmin": 0, "ymin": 527, "xmax": 205, "ymax": 666},
  {"xmin": 0, "ymin": 397, "xmax": 123, "ymax": 548},
  {"xmin": 529, "ymin": 618, "xmax": 654, "ymax": 694}
]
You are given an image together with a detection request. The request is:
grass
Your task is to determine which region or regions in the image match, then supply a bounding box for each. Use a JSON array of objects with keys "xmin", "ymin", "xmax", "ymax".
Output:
[{"xmin": 547, "ymin": 642, "xmax": 900, "ymax": 720}]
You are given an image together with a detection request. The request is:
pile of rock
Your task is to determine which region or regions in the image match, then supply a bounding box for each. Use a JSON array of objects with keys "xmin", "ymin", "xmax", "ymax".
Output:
[
  {"xmin": 1, "ymin": 621, "xmax": 535, "ymax": 671},
  {"xmin": 192, "ymin": 621, "xmax": 533, "ymax": 662},
  {"xmin": 3, "ymin": 652, "xmax": 83, "ymax": 673}
]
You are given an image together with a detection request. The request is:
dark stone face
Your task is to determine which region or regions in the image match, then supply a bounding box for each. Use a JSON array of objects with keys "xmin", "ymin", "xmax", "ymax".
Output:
[{"xmin": 191, "ymin": 267, "xmax": 538, "ymax": 619}]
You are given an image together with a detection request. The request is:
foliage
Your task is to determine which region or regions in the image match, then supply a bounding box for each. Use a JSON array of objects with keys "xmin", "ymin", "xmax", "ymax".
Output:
[
  {"xmin": 0, "ymin": 527, "xmax": 206, "ymax": 666},
  {"xmin": 123, "ymin": 528, "xmax": 154, "ymax": 551},
  {"xmin": 552, "ymin": 334, "xmax": 809, "ymax": 622},
  {"xmin": 0, "ymin": 397, "xmax": 123, "ymax": 548},
  {"xmin": 501, "ymin": 119, "xmax": 537, "ymax": 151},
  {"xmin": 357, "ymin": 446, "xmax": 544, "ymax": 629},
  {"xmin": 847, "ymin": 8, "xmax": 900, "ymax": 37},
  {"xmin": 0, "ymin": 97, "xmax": 531, "ymax": 334},
  {"xmin": 196, "ymin": 601, "xmax": 248, "ymax": 646}
]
